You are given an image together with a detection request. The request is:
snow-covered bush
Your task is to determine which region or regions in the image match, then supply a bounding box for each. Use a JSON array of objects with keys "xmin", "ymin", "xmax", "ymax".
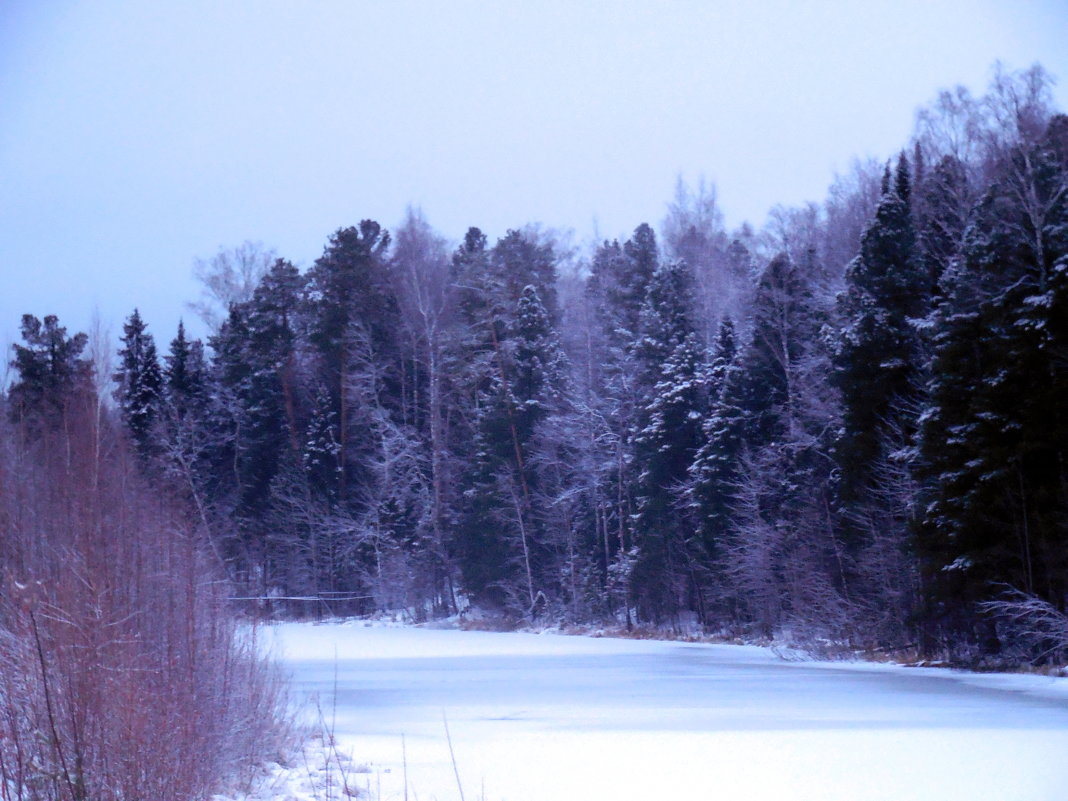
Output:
[{"xmin": 0, "ymin": 392, "xmax": 291, "ymax": 801}]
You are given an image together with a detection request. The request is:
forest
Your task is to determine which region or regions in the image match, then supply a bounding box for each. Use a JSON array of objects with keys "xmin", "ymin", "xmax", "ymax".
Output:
[{"xmin": 3, "ymin": 61, "xmax": 1068, "ymax": 703}]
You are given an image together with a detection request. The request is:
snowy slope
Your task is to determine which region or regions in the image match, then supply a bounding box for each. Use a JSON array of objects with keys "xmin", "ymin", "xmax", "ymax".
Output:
[{"xmin": 263, "ymin": 622, "xmax": 1068, "ymax": 801}]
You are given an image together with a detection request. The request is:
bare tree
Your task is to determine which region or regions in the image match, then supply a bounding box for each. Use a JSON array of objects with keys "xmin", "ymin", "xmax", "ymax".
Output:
[
  {"xmin": 822, "ymin": 157, "xmax": 882, "ymax": 279},
  {"xmin": 188, "ymin": 241, "xmax": 276, "ymax": 332},
  {"xmin": 389, "ymin": 208, "xmax": 454, "ymax": 606},
  {"xmin": 662, "ymin": 176, "xmax": 734, "ymax": 342}
]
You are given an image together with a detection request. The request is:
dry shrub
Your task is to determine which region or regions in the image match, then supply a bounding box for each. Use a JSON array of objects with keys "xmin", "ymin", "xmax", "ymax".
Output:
[
  {"xmin": 0, "ymin": 399, "xmax": 291, "ymax": 801},
  {"xmin": 980, "ymin": 587, "xmax": 1068, "ymax": 666}
]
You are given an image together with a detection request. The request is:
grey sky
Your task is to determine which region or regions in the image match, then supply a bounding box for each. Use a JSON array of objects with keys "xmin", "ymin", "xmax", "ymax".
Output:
[{"xmin": 2, "ymin": 0, "xmax": 1066, "ymax": 350}]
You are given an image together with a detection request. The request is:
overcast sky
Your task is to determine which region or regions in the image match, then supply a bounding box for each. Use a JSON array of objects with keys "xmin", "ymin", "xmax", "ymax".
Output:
[{"xmin": 2, "ymin": 0, "xmax": 1066, "ymax": 350}]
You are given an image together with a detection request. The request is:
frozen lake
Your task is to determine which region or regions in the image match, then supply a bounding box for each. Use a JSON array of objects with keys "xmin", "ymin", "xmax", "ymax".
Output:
[{"xmin": 268, "ymin": 622, "xmax": 1068, "ymax": 801}]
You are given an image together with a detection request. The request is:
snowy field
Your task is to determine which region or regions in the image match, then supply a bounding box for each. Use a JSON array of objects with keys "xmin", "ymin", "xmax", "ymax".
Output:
[{"xmin": 263, "ymin": 622, "xmax": 1068, "ymax": 801}]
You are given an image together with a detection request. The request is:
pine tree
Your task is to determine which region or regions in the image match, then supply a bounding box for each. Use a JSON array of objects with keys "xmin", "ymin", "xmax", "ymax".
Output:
[
  {"xmin": 304, "ymin": 222, "xmax": 398, "ymax": 505},
  {"xmin": 114, "ymin": 308, "xmax": 163, "ymax": 460},
  {"xmin": 8, "ymin": 314, "xmax": 91, "ymax": 427},
  {"xmin": 455, "ymin": 286, "xmax": 569, "ymax": 612}
]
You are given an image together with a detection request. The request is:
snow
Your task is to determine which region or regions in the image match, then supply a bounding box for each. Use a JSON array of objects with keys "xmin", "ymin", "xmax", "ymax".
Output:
[{"xmin": 263, "ymin": 621, "xmax": 1068, "ymax": 801}]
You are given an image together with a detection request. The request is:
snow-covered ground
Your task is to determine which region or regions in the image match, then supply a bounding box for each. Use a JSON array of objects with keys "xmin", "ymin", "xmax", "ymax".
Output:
[{"xmin": 262, "ymin": 621, "xmax": 1068, "ymax": 801}]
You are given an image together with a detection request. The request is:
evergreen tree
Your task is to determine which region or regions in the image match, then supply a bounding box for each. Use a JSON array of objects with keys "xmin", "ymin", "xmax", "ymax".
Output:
[
  {"xmin": 834, "ymin": 153, "xmax": 927, "ymax": 503},
  {"xmin": 304, "ymin": 222, "xmax": 398, "ymax": 504},
  {"xmin": 689, "ymin": 254, "xmax": 835, "ymax": 628},
  {"xmin": 182, "ymin": 258, "xmax": 311, "ymax": 595},
  {"xmin": 114, "ymin": 309, "xmax": 163, "ymax": 460},
  {"xmin": 687, "ymin": 317, "xmax": 739, "ymax": 556},
  {"xmin": 630, "ymin": 331, "xmax": 708, "ymax": 620},
  {"xmin": 450, "ymin": 227, "xmax": 493, "ymax": 335},
  {"xmin": 303, "ymin": 383, "xmax": 343, "ymax": 503},
  {"xmin": 489, "ymin": 230, "xmax": 558, "ymax": 320},
  {"xmin": 628, "ymin": 258, "xmax": 703, "ymax": 621},
  {"xmin": 305, "ymin": 222, "xmax": 393, "ymax": 376},
  {"xmin": 581, "ymin": 225, "xmax": 660, "ymax": 615},
  {"xmin": 920, "ymin": 114, "xmax": 1068, "ymax": 641},
  {"xmin": 235, "ymin": 259, "xmax": 306, "ymax": 515},
  {"xmin": 164, "ymin": 320, "xmax": 209, "ymax": 415},
  {"xmin": 159, "ymin": 319, "xmax": 213, "ymax": 523},
  {"xmin": 634, "ymin": 259, "xmax": 695, "ymax": 384},
  {"xmin": 512, "ymin": 285, "xmax": 569, "ymax": 440},
  {"xmin": 8, "ymin": 314, "xmax": 91, "ymax": 427},
  {"xmin": 587, "ymin": 222, "xmax": 659, "ymax": 347},
  {"xmin": 455, "ymin": 286, "xmax": 569, "ymax": 612},
  {"xmin": 915, "ymin": 154, "xmax": 971, "ymax": 302}
]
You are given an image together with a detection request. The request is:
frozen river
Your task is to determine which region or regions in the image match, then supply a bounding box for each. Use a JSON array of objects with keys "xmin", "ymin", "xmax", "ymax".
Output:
[{"xmin": 268, "ymin": 622, "xmax": 1068, "ymax": 801}]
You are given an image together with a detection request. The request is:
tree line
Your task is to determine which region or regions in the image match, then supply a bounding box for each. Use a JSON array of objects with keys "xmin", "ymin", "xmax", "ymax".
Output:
[{"xmin": 7, "ymin": 64, "xmax": 1068, "ymax": 664}]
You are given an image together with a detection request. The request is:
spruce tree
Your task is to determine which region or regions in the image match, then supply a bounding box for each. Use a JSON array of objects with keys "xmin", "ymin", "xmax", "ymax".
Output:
[
  {"xmin": 114, "ymin": 308, "xmax": 163, "ymax": 460},
  {"xmin": 630, "ymin": 331, "xmax": 708, "ymax": 620},
  {"xmin": 513, "ymin": 285, "xmax": 569, "ymax": 440},
  {"xmin": 689, "ymin": 254, "xmax": 835, "ymax": 628},
  {"xmin": 234, "ymin": 259, "xmax": 305, "ymax": 514},
  {"xmin": 687, "ymin": 317, "xmax": 739, "ymax": 557},
  {"xmin": 629, "ymin": 258, "xmax": 703, "ymax": 621},
  {"xmin": 160, "ymin": 320, "xmax": 212, "ymax": 509},
  {"xmin": 164, "ymin": 320, "xmax": 208, "ymax": 413},
  {"xmin": 303, "ymin": 383, "xmax": 343, "ymax": 503},
  {"xmin": 919, "ymin": 114, "xmax": 1068, "ymax": 639},
  {"xmin": 834, "ymin": 153, "xmax": 927, "ymax": 504}
]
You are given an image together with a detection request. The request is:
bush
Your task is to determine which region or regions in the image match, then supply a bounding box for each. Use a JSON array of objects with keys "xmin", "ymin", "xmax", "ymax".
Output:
[{"xmin": 0, "ymin": 396, "xmax": 291, "ymax": 801}]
